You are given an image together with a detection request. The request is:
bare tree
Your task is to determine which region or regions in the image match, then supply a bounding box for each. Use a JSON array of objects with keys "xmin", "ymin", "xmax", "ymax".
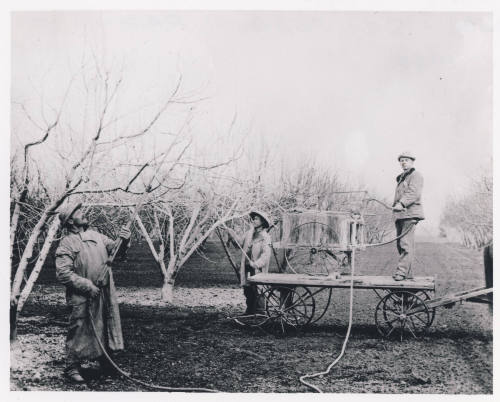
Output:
[
  {"xmin": 135, "ymin": 164, "xmax": 252, "ymax": 302},
  {"xmin": 10, "ymin": 57, "xmax": 197, "ymax": 339},
  {"xmin": 10, "ymin": 82, "xmax": 69, "ymax": 263},
  {"xmin": 440, "ymin": 171, "xmax": 492, "ymax": 249}
]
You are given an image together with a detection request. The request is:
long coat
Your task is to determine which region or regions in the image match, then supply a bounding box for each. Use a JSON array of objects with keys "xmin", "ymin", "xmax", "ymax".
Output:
[
  {"xmin": 393, "ymin": 168, "xmax": 425, "ymax": 221},
  {"xmin": 55, "ymin": 230, "xmax": 124, "ymax": 361},
  {"xmin": 239, "ymin": 228, "xmax": 272, "ymax": 286}
]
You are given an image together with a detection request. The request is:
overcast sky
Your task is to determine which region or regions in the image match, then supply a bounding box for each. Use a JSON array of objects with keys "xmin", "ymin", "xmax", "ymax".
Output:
[{"xmin": 11, "ymin": 10, "xmax": 492, "ymax": 234}]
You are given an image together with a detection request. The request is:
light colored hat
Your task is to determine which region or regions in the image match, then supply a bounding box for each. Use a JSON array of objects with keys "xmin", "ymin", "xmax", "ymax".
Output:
[
  {"xmin": 249, "ymin": 210, "xmax": 272, "ymax": 228},
  {"xmin": 397, "ymin": 151, "xmax": 416, "ymax": 161},
  {"xmin": 59, "ymin": 202, "xmax": 82, "ymax": 227}
]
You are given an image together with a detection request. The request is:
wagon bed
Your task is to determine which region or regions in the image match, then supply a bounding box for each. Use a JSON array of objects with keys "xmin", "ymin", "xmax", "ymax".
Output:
[
  {"xmin": 243, "ymin": 272, "xmax": 491, "ymax": 340},
  {"xmin": 248, "ymin": 273, "xmax": 435, "ymax": 291}
]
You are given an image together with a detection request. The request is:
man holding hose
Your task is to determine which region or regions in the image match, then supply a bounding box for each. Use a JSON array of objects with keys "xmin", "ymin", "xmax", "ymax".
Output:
[
  {"xmin": 55, "ymin": 202, "xmax": 131, "ymax": 383},
  {"xmin": 392, "ymin": 151, "xmax": 425, "ymax": 281},
  {"xmin": 224, "ymin": 211, "xmax": 272, "ymax": 315}
]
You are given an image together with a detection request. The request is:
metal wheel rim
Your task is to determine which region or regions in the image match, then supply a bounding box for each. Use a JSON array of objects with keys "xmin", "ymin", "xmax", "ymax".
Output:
[
  {"xmin": 265, "ymin": 286, "xmax": 313, "ymax": 331},
  {"xmin": 288, "ymin": 286, "xmax": 316, "ymax": 326},
  {"xmin": 309, "ymin": 287, "xmax": 333, "ymax": 324},
  {"xmin": 375, "ymin": 291, "xmax": 432, "ymax": 340},
  {"xmin": 413, "ymin": 290, "xmax": 436, "ymax": 327},
  {"xmin": 399, "ymin": 289, "xmax": 436, "ymax": 328}
]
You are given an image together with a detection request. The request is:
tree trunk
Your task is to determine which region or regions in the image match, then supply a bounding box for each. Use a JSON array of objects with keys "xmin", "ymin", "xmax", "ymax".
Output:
[
  {"xmin": 161, "ymin": 278, "xmax": 175, "ymax": 303},
  {"xmin": 161, "ymin": 259, "xmax": 177, "ymax": 303},
  {"xmin": 10, "ymin": 196, "xmax": 66, "ymax": 341},
  {"xmin": 17, "ymin": 217, "xmax": 60, "ymax": 312},
  {"xmin": 10, "ymin": 189, "xmax": 28, "ymax": 263},
  {"xmin": 10, "ymin": 301, "xmax": 18, "ymax": 341},
  {"xmin": 10, "ymin": 211, "xmax": 55, "ymax": 342},
  {"xmin": 10, "ymin": 201, "xmax": 21, "ymax": 262},
  {"xmin": 11, "ymin": 210, "xmax": 51, "ymax": 301}
]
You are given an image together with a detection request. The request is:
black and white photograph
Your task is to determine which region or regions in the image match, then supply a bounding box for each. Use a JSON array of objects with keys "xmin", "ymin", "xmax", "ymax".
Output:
[{"xmin": 7, "ymin": 0, "xmax": 494, "ymax": 395}]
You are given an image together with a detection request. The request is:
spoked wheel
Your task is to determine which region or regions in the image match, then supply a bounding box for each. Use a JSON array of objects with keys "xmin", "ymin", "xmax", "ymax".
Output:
[
  {"xmin": 265, "ymin": 286, "xmax": 315, "ymax": 333},
  {"xmin": 309, "ymin": 287, "xmax": 333, "ymax": 324},
  {"xmin": 412, "ymin": 290, "xmax": 436, "ymax": 327},
  {"xmin": 284, "ymin": 222, "xmax": 340, "ymax": 276},
  {"xmin": 375, "ymin": 290, "xmax": 433, "ymax": 340},
  {"xmin": 290, "ymin": 286, "xmax": 316, "ymax": 324}
]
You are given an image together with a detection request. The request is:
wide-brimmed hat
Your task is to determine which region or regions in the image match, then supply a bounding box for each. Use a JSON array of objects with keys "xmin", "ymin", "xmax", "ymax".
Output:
[
  {"xmin": 397, "ymin": 151, "xmax": 416, "ymax": 161},
  {"xmin": 59, "ymin": 202, "xmax": 82, "ymax": 227},
  {"xmin": 249, "ymin": 210, "xmax": 272, "ymax": 229}
]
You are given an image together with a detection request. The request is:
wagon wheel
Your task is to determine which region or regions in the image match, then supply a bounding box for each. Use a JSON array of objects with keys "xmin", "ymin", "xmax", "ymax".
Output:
[
  {"xmin": 287, "ymin": 286, "xmax": 316, "ymax": 324},
  {"xmin": 265, "ymin": 286, "xmax": 315, "ymax": 333},
  {"xmin": 376, "ymin": 288, "xmax": 436, "ymax": 328},
  {"xmin": 284, "ymin": 222, "xmax": 341, "ymax": 276},
  {"xmin": 375, "ymin": 290, "xmax": 432, "ymax": 340},
  {"xmin": 309, "ymin": 287, "xmax": 333, "ymax": 324},
  {"xmin": 412, "ymin": 290, "xmax": 436, "ymax": 327},
  {"xmin": 233, "ymin": 286, "xmax": 271, "ymax": 328}
]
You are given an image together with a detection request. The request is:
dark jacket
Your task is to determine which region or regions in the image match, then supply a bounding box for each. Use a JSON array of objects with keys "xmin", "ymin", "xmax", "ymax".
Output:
[{"xmin": 393, "ymin": 168, "xmax": 425, "ymax": 221}]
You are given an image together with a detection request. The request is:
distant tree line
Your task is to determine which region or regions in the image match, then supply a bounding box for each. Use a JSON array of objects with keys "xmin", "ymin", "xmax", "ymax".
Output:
[{"xmin": 440, "ymin": 172, "xmax": 492, "ymax": 249}]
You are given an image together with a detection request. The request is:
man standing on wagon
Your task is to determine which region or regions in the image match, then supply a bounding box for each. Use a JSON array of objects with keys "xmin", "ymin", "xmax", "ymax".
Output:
[
  {"xmin": 392, "ymin": 151, "xmax": 425, "ymax": 281},
  {"xmin": 55, "ymin": 202, "xmax": 131, "ymax": 383},
  {"xmin": 224, "ymin": 211, "xmax": 272, "ymax": 315}
]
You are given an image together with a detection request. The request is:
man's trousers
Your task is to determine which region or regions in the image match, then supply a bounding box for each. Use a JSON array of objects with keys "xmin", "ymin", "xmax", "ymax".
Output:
[{"xmin": 394, "ymin": 219, "xmax": 418, "ymax": 278}]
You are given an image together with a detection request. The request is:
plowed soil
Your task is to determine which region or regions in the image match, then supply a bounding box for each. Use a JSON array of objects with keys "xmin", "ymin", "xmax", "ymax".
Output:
[{"xmin": 10, "ymin": 241, "xmax": 492, "ymax": 393}]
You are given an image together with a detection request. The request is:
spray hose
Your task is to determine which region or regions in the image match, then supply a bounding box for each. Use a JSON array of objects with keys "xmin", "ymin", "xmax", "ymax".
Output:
[
  {"xmin": 87, "ymin": 302, "xmax": 219, "ymax": 392},
  {"xmin": 298, "ymin": 220, "xmax": 417, "ymax": 392},
  {"xmin": 79, "ymin": 151, "xmax": 223, "ymax": 391},
  {"xmin": 298, "ymin": 247, "xmax": 357, "ymax": 392},
  {"xmin": 364, "ymin": 220, "xmax": 418, "ymax": 248},
  {"xmin": 85, "ymin": 213, "xmax": 414, "ymax": 392}
]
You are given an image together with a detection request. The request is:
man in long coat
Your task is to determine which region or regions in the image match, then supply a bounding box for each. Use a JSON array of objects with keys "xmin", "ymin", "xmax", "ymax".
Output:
[
  {"xmin": 55, "ymin": 202, "xmax": 130, "ymax": 383},
  {"xmin": 392, "ymin": 151, "xmax": 425, "ymax": 281}
]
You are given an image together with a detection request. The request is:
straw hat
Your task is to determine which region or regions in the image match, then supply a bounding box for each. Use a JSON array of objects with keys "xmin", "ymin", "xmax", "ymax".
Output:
[
  {"xmin": 249, "ymin": 210, "xmax": 272, "ymax": 229},
  {"xmin": 59, "ymin": 202, "xmax": 82, "ymax": 227}
]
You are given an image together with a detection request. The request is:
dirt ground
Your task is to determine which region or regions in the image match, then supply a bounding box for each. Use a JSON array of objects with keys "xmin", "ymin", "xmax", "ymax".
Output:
[{"xmin": 10, "ymin": 241, "xmax": 492, "ymax": 393}]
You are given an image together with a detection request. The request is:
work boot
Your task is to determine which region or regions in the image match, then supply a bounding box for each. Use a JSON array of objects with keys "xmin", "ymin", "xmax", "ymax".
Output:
[
  {"xmin": 392, "ymin": 272, "xmax": 406, "ymax": 281},
  {"xmin": 392, "ymin": 266, "xmax": 409, "ymax": 281},
  {"xmin": 64, "ymin": 364, "xmax": 85, "ymax": 384}
]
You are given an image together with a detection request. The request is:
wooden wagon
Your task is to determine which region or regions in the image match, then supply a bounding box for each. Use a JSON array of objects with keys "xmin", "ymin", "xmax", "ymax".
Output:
[{"xmin": 235, "ymin": 209, "xmax": 493, "ymax": 340}]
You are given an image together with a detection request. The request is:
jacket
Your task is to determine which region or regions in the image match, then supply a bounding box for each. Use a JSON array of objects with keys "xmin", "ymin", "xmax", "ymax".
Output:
[
  {"xmin": 239, "ymin": 228, "xmax": 272, "ymax": 286},
  {"xmin": 393, "ymin": 168, "xmax": 425, "ymax": 221},
  {"xmin": 55, "ymin": 229, "xmax": 124, "ymax": 358}
]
